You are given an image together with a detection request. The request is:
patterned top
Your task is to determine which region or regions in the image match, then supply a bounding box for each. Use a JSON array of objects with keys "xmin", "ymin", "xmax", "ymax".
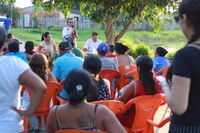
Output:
[{"xmin": 98, "ymin": 78, "xmax": 111, "ymax": 100}]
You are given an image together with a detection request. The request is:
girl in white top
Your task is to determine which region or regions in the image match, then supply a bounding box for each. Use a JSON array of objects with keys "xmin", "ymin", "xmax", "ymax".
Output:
[
  {"xmin": 38, "ymin": 32, "xmax": 57, "ymax": 56},
  {"xmin": 62, "ymin": 19, "xmax": 78, "ymax": 40}
]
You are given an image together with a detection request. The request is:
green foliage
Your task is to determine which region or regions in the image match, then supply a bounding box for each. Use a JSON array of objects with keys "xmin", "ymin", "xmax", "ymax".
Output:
[
  {"xmin": 166, "ymin": 51, "xmax": 177, "ymax": 63},
  {"xmin": 128, "ymin": 44, "xmax": 153, "ymax": 59},
  {"xmin": 33, "ymin": 16, "xmax": 39, "ymax": 28},
  {"xmin": 47, "ymin": 25, "xmax": 62, "ymax": 31}
]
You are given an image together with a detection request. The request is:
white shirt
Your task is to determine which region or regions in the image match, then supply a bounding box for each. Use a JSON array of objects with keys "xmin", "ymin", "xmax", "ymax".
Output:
[
  {"xmin": 62, "ymin": 26, "xmax": 73, "ymax": 38},
  {"xmin": 39, "ymin": 39, "xmax": 55, "ymax": 54},
  {"xmin": 0, "ymin": 56, "xmax": 29, "ymax": 133},
  {"xmin": 84, "ymin": 38, "xmax": 102, "ymax": 53}
]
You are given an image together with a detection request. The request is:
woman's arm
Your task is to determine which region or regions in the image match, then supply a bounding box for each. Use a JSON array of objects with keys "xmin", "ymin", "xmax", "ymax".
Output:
[
  {"xmin": 163, "ymin": 75, "xmax": 190, "ymax": 115},
  {"xmin": 47, "ymin": 106, "xmax": 58, "ymax": 133},
  {"xmin": 118, "ymin": 81, "xmax": 137, "ymax": 103},
  {"xmin": 48, "ymin": 72, "xmax": 58, "ymax": 83},
  {"xmin": 14, "ymin": 69, "xmax": 46, "ymax": 117},
  {"xmin": 37, "ymin": 45, "xmax": 49, "ymax": 55}
]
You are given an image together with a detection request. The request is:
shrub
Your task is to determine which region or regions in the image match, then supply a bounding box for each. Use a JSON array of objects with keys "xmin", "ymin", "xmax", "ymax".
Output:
[
  {"xmin": 128, "ymin": 44, "xmax": 153, "ymax": 59},
  {"xmin": 166, "ymin": 51, "xmax": 177, "ymax": 63}
]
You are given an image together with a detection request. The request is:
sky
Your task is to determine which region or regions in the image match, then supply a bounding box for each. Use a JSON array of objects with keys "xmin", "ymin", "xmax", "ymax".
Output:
[{"xmin": 14, "ymin": 0, "xmax": 32, "ymax": 8}]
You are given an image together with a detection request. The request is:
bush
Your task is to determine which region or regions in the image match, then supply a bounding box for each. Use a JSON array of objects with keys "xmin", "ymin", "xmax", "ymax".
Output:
[
  {"xmin": 166, "ymin": 51, "xmax": 177, "ymax": 63},
  {"xmin": 128, "ymin": 44, "xmax": 153, "ymax": 59}
]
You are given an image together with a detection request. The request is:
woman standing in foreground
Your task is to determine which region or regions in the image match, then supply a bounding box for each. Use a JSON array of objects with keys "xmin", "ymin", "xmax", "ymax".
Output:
[{"xmin": 162, "ymin": 0, "xmax": 200, "ymax": 132}]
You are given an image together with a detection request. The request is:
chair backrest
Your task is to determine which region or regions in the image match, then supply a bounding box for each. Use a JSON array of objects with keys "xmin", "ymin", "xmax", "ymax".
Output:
[
  {"xmin": 155, "ymin": 67, "xmax": 169, "ymax": 77},
  {"xmin": 22, "ymin": 82, "xmax": 62, "ymax": 114},
  {"xmin": 118, "ymin": 65, "xmax": 138, "ymax": 88},
  {"xmin": 125, "ymin": 94, "xmax": 166, "ymax": 133},
  {"xmin": 55, "ymin": 130, "xmax": 107, "ymax": 133},
  {"xmin": 90, "ymin": 100, "xmax": 126, "ymax": 115},
  {"xmin": 99, "ymin": 70, "xmax": 121, "ymax": 99}
]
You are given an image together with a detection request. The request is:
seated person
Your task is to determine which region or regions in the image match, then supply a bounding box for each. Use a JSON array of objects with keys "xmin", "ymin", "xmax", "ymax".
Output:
[
  {"xmin": 63, "ymin": 36, "xmax": 84, "ymax": 58},
  {"xmin": 2, "ymin": 33, "xmax": 14, "ymax": 54},
  {"xmin": 47, "ymin": 69, "xmax": 126, "ymax": 133},
  {"xmin": 24, "ymin": 41, "xmax": 36, "ymax": 60},
  {"xmin": 106, "ymin": 44, "xmax": 116, "ymax": 58},
  {"xmin": 118, "ymin": 55, "xmax": 162, "ymax": 127},
  {"xmin": 97, "ymin": 43, "xmax": 118, "ymax": 71},
  {"xmin": 83, "ymin": 55, "xmax": 111, "ymax": 101},
  {"xmin": 22, "ymin": 53, "xmax": 57, "ymax": 131},
  {"xmin": 114, "ymin": 42, "xmax": 134, "ymax": 66},
  {"xmin": 5, "ymin": 39, "xmax": 28, "ymax": 63},
  {"xmin": 153, "ymin": 47, "xmax": 170, "ymax": 72}
]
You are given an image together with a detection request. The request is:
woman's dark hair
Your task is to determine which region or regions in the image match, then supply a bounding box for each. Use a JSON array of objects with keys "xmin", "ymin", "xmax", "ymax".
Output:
[
  {"xmin": 8, "ymin": 39, "xmax": 19, "ymax": 53},
  {"xmin": 25, "ymin": 41, "xmax": 34, "ymax": 54},
  {"xmin": 136, "ymin": 55, "xmax": 157, "ymax": 95},
  {"xmin": 83, "ymin": 55, "xmax": 102, "ymax": 76},
  {"xmin": 7, "ymin": 33, "xmax": 13, "ymax": 40},
  {"xmin": 0, "ymin": 28, "xmax": 6, "ymax": 49},
  {"xmin": 166, "ymin": 65, "xmax": 173, "ymax": 85},
  {"xmin": 64, "ymin": 69, "xmax": 94, "ymax": 105},
  {"xmin": 156, "ymin": 47, "xmax": 168, "ymax": 57},
  {"xmin": 29, "ymin": 53, "xmax": 49, "ymax": 81},
  {"xmin": 41, "ymin": 32, "xmax": 50, "ymax": 41},
  {"xmin": 178, "ymin": 0, "xmax": 200, "ymax": 44},
  {"xmin": 109, "ymin": 44, "xmax": 115, "ymax": 53},
  {"xmin": 115, "ymin": 42, "xmax": 129, "ymax": 54}
]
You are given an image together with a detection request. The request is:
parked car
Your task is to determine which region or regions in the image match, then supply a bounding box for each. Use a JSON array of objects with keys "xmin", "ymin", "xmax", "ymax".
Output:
[{"xmin": 0, "ymin": 16, "xmax": 6, "ymax": 27}]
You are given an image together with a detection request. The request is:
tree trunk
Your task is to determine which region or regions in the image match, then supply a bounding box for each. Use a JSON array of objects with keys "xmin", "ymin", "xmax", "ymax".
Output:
[{"xmin": 105, "ymin": 16, "xmax": 116, "ymax": 45}]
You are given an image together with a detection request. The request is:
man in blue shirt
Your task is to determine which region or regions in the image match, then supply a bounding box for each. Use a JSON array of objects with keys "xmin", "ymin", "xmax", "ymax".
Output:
[
  {"xmin": 5, "ymin": 39, "xmax": 28, "ymax": 63},
  {"xmin": 153, "ymin": 47, "xmax": 170, "ymax": 72},
  {"xmin": 3, "ymin": 15, "xmax": 11, "ymax": 35},
  {"xmin": 53, "ymin": 41, "xmax": 84, "ymax": 99}
]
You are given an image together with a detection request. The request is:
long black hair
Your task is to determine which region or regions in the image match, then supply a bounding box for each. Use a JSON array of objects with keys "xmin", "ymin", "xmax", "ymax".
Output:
[
  {"xmin": 41, "ymin": 32, "xmax": 50, "ymax": 41},
  {"xmin": 136, "ymin": 55, "xmax": 157, "ymax": 95},
  {"xmin": 178, "ymin": 0, "xmax": 200, "ymax": 44},
  {"xmin": 64, "ymin": 69, "xmax": 95, "ymax": 105}
]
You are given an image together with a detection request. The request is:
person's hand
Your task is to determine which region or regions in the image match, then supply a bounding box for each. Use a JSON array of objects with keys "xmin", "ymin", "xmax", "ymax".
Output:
[{"xmin": 11, "ymin": 106, "xmax": 32, "ymax": 117}]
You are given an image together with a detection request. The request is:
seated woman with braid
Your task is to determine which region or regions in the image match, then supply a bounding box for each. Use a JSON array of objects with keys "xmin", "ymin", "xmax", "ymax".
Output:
[
  {"xmin": 117, "ymin": 55, "xmax": 162, "ymax": 127},
  {"xmin": 47, "ymin": 69, "xmax": 126, "ymax": 133}
]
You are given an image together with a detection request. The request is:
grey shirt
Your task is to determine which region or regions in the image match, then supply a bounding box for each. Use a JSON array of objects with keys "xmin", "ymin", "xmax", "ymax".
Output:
[{"xmin": 101, "ymin": 57, "xmax": 118, "ymax": 71}]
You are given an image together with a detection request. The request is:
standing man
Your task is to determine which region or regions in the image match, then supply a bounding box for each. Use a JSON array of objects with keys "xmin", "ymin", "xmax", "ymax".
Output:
[
  {"xmin": 3, "ymin": 15, "xmax": 12, "ymax": 35},
  {"xmin": 82, "ymin": 32, "xmax": 102, "ymax": 53},
  {"xmin": 62, "ymin": 18, "xmax": 78, "ymax": 41}
]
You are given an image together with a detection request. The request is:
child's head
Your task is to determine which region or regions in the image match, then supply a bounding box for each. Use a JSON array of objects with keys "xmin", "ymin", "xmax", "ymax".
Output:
[
  {"xmin": 83, "ymin": 55, "xmax": 102, "ymax": 76},
  {"xmin": 109, "ymin": 44, "xmax": 115, "ymax": 53},
  {"xmin": 25, "ymin": 41, "xmax": 34, "ymax": 54},
  {"xmin": 115, "ymin": 42, "xmax": 129, "ymax": 55},
  {"xmin": 8, "ymin": 39, "xmax": 20, "ymax": 53}
]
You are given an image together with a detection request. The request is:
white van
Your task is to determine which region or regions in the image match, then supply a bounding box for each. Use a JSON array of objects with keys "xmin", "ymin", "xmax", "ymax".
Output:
[{"xmin": 0, "ymin": 16, "xmax": 6, "ymax": 27}]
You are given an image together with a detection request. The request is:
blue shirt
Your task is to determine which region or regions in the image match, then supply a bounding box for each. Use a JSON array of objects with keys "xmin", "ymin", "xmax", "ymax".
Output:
[
  {"xmin": 53, "ymin": 52, "xmax": 84, "ymax": 99},
  {"xmin": 6, "ymin": 52, "xmax": 28, "ymax": 63},
  {"xmin": 153, "ymin": 56, "xmax": 170, "ymax": 72},
  {"xmin": 4, "ymin": 18, "xmax": 11, "ymax": 30}
]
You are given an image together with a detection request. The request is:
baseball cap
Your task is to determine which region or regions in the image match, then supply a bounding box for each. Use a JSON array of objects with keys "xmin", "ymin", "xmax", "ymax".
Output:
[
  {"xmin": 92, "ymin": 32, "xmax": 98, "ymax": 36},
  {"xmin": 59, "ymin": 41, "xmax": 72, "ymax": 51},
  {"xmin": 97, "ymin": 43, "xmax": 109, "ymax": 55}
]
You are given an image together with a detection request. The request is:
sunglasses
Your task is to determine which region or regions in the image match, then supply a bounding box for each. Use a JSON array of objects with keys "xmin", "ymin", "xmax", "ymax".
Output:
[{"xmin": 68, "ymin": 21, "xmax": 73, "ymax": 23}]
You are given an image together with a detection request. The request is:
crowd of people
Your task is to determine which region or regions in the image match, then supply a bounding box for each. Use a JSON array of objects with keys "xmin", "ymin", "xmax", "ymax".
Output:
[{"xmin": 1, "ymin": 0, "xmax": 200, "ymax": 132}]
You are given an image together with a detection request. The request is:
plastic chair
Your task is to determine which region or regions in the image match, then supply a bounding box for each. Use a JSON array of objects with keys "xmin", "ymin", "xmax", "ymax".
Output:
[
  {"xmin": 118, "ymin": 65, "xmax": 138, "ymax": 88},
  {"xmin": 90, "ymin": 100, "xmax": 126, "ymax": 115},
  {"xmin": 22, "ymin": 82, "xmax": 62, "ymax": 126},
  {"xmin": 23, "ymin": 117, "xmax": 28, "ymax": 133},
  {"xmin": 155, "ymin": 67, "xmax": 169, "ymax": 77},
  {"xmin": 146, "ymin": 117, "xmax": 170, "ymax": 133},
  {"xmin": 99, "ymin": 70, "xmax": 121, "ymax": 99},
  {"xmin": 55, "ymin": 130, "xmax": 107, "ymax": 133},
  {"xmin": 125, "ymin": 94, "xmax": 166, "ymax": 133}
]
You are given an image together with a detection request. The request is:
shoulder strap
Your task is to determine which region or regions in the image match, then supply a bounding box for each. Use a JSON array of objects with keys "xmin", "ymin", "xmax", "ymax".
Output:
[
  {"xmin": 93, "ymin": 104, "xmax": 98, "ymax": 127},
  {"xmin": 55, "ymin": 105, "xmax": 62, "ymax": 130},
  {"xmin": 188, "ymin": 44, "xmax": 200, "ymax": 51}
]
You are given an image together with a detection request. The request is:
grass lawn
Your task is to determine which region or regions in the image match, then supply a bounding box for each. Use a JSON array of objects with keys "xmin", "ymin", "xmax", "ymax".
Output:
[{"xmin": 11, "ymin": 28, "xmax": 186, "ymax": 51}]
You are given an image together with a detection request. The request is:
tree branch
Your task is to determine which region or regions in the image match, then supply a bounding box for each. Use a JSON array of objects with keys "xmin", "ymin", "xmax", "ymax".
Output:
[{"xmin": 115, "ymin": 5, "xmax": 146, "ymax": 43}]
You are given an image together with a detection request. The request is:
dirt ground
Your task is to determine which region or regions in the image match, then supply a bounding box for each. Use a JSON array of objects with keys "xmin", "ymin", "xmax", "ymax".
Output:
[{"xmin": 153, "ymin": 104, "xmax": 171, "ymax": 133}]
